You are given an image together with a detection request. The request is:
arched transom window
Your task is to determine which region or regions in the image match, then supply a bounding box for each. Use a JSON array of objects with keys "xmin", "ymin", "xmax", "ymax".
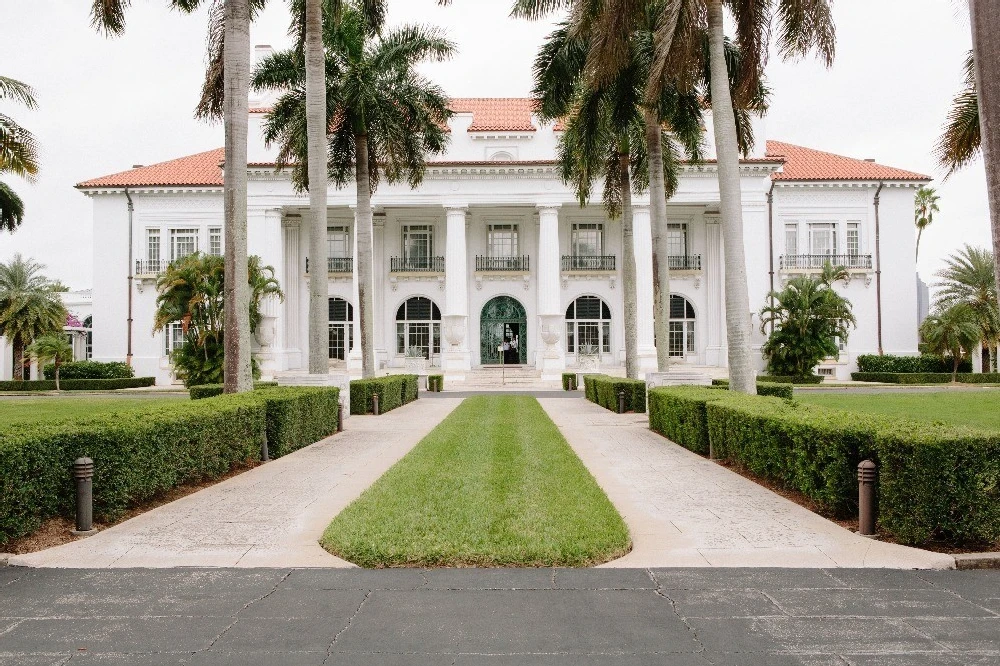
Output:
[
  {"xmin": 669, "ymin": 295, "xmax": 696, "ymax": 357},
  {"xmin": 329, "ymin": 297, "xmax": 353, "ymax": 361},
  {"xmin": 565, "ymin": 296, "xmax": 611, "ymax": 355},
  {"xmin": 396, "ymin": 297, "xmax": 441, "ymax": 359}
]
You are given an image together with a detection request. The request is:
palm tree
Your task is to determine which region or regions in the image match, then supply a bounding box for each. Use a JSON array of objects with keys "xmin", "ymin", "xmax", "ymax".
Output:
[
  {"xmin": 0, "ymin": 254, "xmax": 67, "ymax": 381},
  {"xmin": 0, "ymin": 76, "xmax": 39, "ymax": 232},
  {"xmin": 936, "ymin": 50, "xmax": 980, "ymax": 177},
  {"xmin": 26, "ymin": 333, "xmax": 73, "ymax": 390},
  {"xmin": 914, "ymin": 186, "xmax": 940, "ymax": 261},
  {"xmin": 252, "ymin": 4, "xmax": 454, "ymax": 378},
  {"xmin": 935, "ymin": 244, "xmax": 999, "ymax": 371},
  {"xmin": 920, "ymin": 303, "xmax": 981, "ymax": 383}
]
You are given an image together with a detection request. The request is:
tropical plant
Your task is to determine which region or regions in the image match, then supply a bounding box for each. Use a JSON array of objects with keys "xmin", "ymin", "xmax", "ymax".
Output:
[
  {"xmin": 935, "ymin": 244, "xmax": 999, "ymax": 371},
  {"xmin": 920, "ymin": 303, "xmax": 982, "ymax": 382},
  {"xmin": 26, "ymin": 333, "xmax": 73, "ymax": 390},
  {"xmin": 153, "ymin": 253, "xmax": 283, "ymax": 387},
  {"xmin": 0, "ymin": 254, "xmax": 67, "ymax": 380},
  {"xmin": 936, "ymin": 50, "xmax": 979, "ymax": 177},
  {"xmin": 759, "ymin": 263, "xmax": 855, "ymax": 378},
  {"xmin": 914, "ymin": 186, "xmax": 940, "ymax": 261},
  {"xmin": 0, "ymin": 76, "xmax": 40, "ymax": 232},
  {"xmin": 252, "ymin": 4, "xmax": 454, "ymax": 378}
]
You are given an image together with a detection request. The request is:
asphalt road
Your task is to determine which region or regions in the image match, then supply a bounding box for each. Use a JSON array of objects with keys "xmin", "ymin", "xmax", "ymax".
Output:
[{"xmin": 1, "ymin": 567, "xmax": 997, "ymax": 665}]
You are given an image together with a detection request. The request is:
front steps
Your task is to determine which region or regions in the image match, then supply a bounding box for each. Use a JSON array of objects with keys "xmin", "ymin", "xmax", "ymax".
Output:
[{"xmin": 461, "ymin": 366, "xmax": 558, "ymax": 389}]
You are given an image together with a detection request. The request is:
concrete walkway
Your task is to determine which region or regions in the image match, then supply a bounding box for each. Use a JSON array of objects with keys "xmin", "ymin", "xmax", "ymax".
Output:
[
  {"xmin": 12, "ymin": 398, "xmax": 462, "ymax": 569},
  {"xmin": 538, "ymin": 397, "xmax": 955, "ymax": 569}
]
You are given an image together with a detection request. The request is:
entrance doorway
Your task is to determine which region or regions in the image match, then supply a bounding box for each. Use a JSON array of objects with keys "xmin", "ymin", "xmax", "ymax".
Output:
[{"xmin": 480, "ymin": 296, "xmax": 527, "ymax": 365}]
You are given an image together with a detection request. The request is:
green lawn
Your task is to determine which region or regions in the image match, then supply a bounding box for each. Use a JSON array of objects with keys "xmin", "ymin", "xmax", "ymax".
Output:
[
  {"xmin": 321, "ymin": 395, "xmax": 631, "ymax": 567},
  {"xmin": 0, "ymin": 396, "xmax": 185, "ymax": 428},
  {"xmin": 796, "ymin": 390, "xmax": 1000, "ymax": 430}
]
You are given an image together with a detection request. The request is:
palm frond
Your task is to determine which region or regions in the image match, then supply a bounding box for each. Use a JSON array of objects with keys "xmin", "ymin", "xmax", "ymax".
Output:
[
  {"xmin": 774, "ymin": 0, "xmax": 836, "ymax": 65},
  {"xmin": 509, "ymin": 0, "xmax": 575, "ymax": 20},
  {"xmin": 0, "ymin": 114, "xmax": 40, "ymax": 180},
  {"xmin": 0, "ymin": 77, "xmax": 38, "ymax": 109},
  {"xmin": 0, "ymin": 181, "xmax": 25, "ymax": 233},
  {"xmin": 936, "ymin": 50, "xmax": 980, "ymax": 177}
]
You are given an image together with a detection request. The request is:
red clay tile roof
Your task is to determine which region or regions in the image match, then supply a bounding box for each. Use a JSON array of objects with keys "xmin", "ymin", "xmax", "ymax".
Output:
[
  {"xmin": 766, "ymin": 140, "xmax": 930, "ymax": 182},
  {"xmin": 76, "ymin": 148, "xmax": 224, "ymax": 189},
  {"xmin": 449, "ymin": 98, "xmax": 538, "ymax": 132}
]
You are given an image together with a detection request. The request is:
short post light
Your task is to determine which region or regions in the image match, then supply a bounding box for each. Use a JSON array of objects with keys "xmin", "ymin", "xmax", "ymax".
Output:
[
  {"xmin": 372, "ymin": 393, "xmax": 380, "ymax": 416},
  {"xmin": 857, "ymin": 459, "xmax": 877, "ymax": 537},
  {"xmin": 337, "ymin": 399, "xmax": 344, "ymax": 433},
  {"xmin": 72, "ymin": 457, "xmax": 95, "ymax": 535},
  {"xmin": 618, "ymin": 390, "xmax": 626, "ymax": 414}
]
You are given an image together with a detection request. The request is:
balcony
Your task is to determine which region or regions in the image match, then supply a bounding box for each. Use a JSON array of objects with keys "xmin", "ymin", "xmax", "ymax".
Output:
[
  {"xmin": 668, "ymin": 254, "xmax": 702, "ymax": 271},
  {"xmin": 390, "ymin": 256, "xmax": 445, "ymax": 273},
  {"xmin": 135, "ymin": 259, "xmax": 170, "ymax": 276},
  {"xmin": 561, "ymin": 255, "xmax": 616, "ymax": 271},
  {"xmin": 306, "ymin": 257, "xmax": 354, "ymax": 274},
  {"xmin": 475, "ymin": 255, "xmax": 530, "ymax": 272},
  {"xmin": 779, "ymin": 254, "xmax": 873, "ymax": 271}
]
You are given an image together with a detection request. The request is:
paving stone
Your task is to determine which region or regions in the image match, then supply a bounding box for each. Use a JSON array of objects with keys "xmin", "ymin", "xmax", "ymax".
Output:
[
  {"xmin": 821, "ymin": 569, "xmax": 942, "ymax": 590},
  {"xmin": 326, "ymin": 653, "xmax": 457, "ymax": 666},
  {"xmin": 651, "ymin": 569, "xmax": 843, "ymax": 591},
  {"xmin": 700, "ymin": 654, "xmax": 847, "ymax": 666},
  {"xmin": 282, "ymin": 568, "xmax": 427, "ymax": 591},
  {"xmin": 666, "ymin": 589, "xmax": 786, "ymax": 618},
  {"xmin": 843, "ymin": 655, "xmax": 1000, "ymax": 665},
  {"xmin": 66, "ymin": 652, "xmax": 328, "ymax": 665},
  {"xmin": 0, "ymin": 655, "xmax": 71, "ymax": 666},
  {"xmin": 0, "ymin": 617, "xmax": 234, "ymax": 654},
  {"xmin": 453, "ymin": 654, "xmax": 710, "ymax": 665},
  {"xmin": 553, "ymin": 568, "xmax": 655, "ymax": 589},
  {"xmin": 210, "ymin": 617, "xmax": 346, "ymax": 653},
  {"xmin": 238, "ymin": 588, "xmax": 368, "ymax": 619},
  {"xmin": 423, "ymin": 568, "xmax": 554, "ymax": 590},
  {"xmin": 903, "ymin": 617, "xmax": 1000, "ymax": 652},
  {"xmin": 767, "ymin": 588, "xmax": 996, "ymax": 618},
  {"xmin": 917, "ymin": 570, "xmax": 1000, "ymax": 601}
]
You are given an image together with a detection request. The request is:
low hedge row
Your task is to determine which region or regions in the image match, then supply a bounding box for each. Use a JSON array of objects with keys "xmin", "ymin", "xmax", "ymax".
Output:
[
  {"xmin": 757, "ymin": 375, "xmax": 824, "ymax": 384},
  {"xmin": 0, "ymin": 377, "xmax": 156, "ymax": 392},
  {"xmin": 648, "ymin": 387, "xmax": 1000, "ymax": 545},
  {"xmin": 427, "ymin": 375, "xmax": 444, "ymax": 392},
  {"xmin": 350, "ymin": 374, "xmax": 419, "ymax": 415},
  {"xmin": 710, "ymin": 379, "xmax": 794, "ymax": 399},
  {"xmin": 583, "ymin": 374, "xmax": 646, "ymax": 413},
  {"xmin": 0, "ymin": 386, "xmax": 340, "ymax": 544},
  {"xmin": 562, "ymin": 373, "xmax": 578, "ymax": 391},
  {"xmin": 857, "ymin": 353, "xmax": 970, "ymax": 374},
  {"xmin": 189, "ymin": 382, "xmax": 279, "ymax": 400},
  {"xmin": 851, "ymin": 372, "xmax": 1000, "ymax": 384},
  {"xmin": 43, "ymin": 361, "xmax": 134, "ymax": 380}
]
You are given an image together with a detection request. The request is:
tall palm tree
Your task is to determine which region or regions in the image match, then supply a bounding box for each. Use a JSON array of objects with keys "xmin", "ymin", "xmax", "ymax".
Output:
[
  {"xmin": 936, "ymin": 50, "xmax": 979, "ymax": 177},
  {"xmin": 921, "ymin": 303, "xmax": 981, "ymax": 382},
  {"xmin": 935, "ymin": 244, "xmax": 999, "ymax": 371},
  {"xmin": 914, "ymin": 186, "xmax": 940, "ymax": 261},
  {"xmin": 0, "ymin": 255, "xmax": 67, "ymax": 381},
  {"xmin": 253, "ymin": 4, "xmax": 454, "ymax": 378},
  {"xmin": 0, "ymin": 76, "xmax": 39, "ymax": 232},
  {"xmin": 26, "ymin": 333, "xmax": 73, "ymax": 391}
]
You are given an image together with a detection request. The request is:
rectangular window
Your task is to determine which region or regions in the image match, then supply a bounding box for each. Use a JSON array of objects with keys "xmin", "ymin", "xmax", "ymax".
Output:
[
  {"xmin": 808, "ymin": 222, "xmax": 838, "ymax": 256},
  {"xmin": 146, "ymin": 229, "xmax": 161, "ymax": 263},
  {"xmin": 328, "ymin": 226, "xmax": 350, "ymax": 258},
  {"xmin": 208, "ymin": 227, "xmax": 222, "ymax": 256},
  {"xmin": 602, "ymin": 321, "xmax": 611, "ymax": 354},
  {"xmin": 488, "ymin": 224, "xmax": 519, "ymax": 257},
  {"xmin": 170, "ymin": 228, "xmax": 199, "ymax": 260},
  {"xmin": 784, "ymin": 223, "xmax": 798, "ymax": 256},
  {"xmin": 847, "ymin": 223, "xmax": 860, "ymax": 255},
  {"xmin": 402, "ymin": 225, "xmax": 433, "ymax": 269},
  {"xmin": 571, "ymin": 223, "xmax": 603, "ymax": 256},
  {"xmin": 667, "ymin": 223, "xmax": 687, "ymax": 257},
  {"xmin": 396, "ymin": 322, "xmax": 406, "ymax": 355},
  {"xmin": 566, "ymin": 321, "xmax": 575, "ymax": 353},
  {"xmin": 164, "ymin": 322, "xmax": 185, "ymax": 356}
]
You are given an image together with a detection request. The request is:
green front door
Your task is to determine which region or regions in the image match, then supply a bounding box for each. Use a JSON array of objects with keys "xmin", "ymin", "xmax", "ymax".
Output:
[{"xmin": 480, "ymin": 296, "xmax": 528, "ymax": 365}]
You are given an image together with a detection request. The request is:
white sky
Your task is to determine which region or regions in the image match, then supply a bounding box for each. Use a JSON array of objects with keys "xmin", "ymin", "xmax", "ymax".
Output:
[{"xmin": 0, "ymin": 0, "xmax": 986, "ymax": 289}]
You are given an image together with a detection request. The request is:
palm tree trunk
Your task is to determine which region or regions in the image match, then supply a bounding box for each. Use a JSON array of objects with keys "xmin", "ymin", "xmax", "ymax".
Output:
[
  {"xmin": 55, "ymin": 363, "xmax": 60, "ymax": 392},
  {"xmin": 12, "ymin": 334, "xmax": 23, "ymax": 381},
  {"xmin": 953, "ymin": 354, "xmax": 960, "ymax": 383},
  {"xmin": 222, "ymin": 0, "xmax": 253, "ymax": 394},
  {"xmin": 915, "ymin": 227, "xmax": 922, "ymax": 261},
  {"xmin": 707, "ymin": 0, "xmax": 757, "ymax": 395},
  {"xmin": 306, "ymin": 0, "xmax": 329, "ymax": 375},
  {"xmin": 620, "ymin": 148, "xmax": 639, "ymax": 379},
  {"xmin": 971, "ymin": 0, "xmax": 1000, "ymax": 335},
  {"xmin": 355, "ymin": 133, "xmax": 375, "ymax": 378},
  {"xmin": 645, "ymin": 109, "xmax": 671, "ymax": 372}
]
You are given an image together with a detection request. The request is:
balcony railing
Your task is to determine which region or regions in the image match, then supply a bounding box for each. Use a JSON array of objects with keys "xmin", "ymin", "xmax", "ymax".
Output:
[
  {"xmin": 780, "ymin": 254, "xmax": 873, "ymax": 270},
  {"xmin": 562, "ymin": 255, "xmax": 616, "ymax": 271},
  {"xmin": 475, "ymin": 255, "xmax": 530, "ymax": 272},
  {"xmin": 135, "ymin": 259, "xmax": 170, "ymax": 276},
  {"xmin": 390, "ymin": 256, "xmax": 445, "ymax": 273},
  {"xmin": 306, "ymin": 257, "xmax": 354, "ymax": 274},
  {"xmin": 668, "ymin": 254, "xmax": 702, "ymax": 270}
]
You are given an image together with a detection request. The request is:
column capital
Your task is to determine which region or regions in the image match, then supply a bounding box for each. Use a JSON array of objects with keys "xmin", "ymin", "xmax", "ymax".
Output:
[
  {"xmin": 632, "ymin": 203, "xmax": 651, "ymax": 215},
  {"xmin": 443, "ymin": 203, "xmax": 469, "ymax": 213},
  {"xmin": 535, "ymin": 202, "xmax": 562, "ymax": 212},
  {"xmin": 704, "ymin": 213, "xmax": 721, "ymax": 225}
]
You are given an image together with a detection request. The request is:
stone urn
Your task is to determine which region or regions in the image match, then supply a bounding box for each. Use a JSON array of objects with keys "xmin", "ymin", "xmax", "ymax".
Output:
[
  {"xmin": 578, "ymin": 349, "xmax": 601, "ymax": 371},
  {"xmin": 254, "ymin": 314, "xmax": 277, "ymax": 348},
  {"xmin": 442, "ymin": 314, "xmax": 467, "ymax": 348},
  {"xmin": 538, "ymin": 314, "xmax": 562, "ymax": 350}
]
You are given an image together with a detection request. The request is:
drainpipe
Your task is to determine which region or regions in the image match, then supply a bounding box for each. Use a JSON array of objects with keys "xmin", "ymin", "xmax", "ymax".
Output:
[
  {"xmin": 873, "ymin": 181, "xmax": 885, "ymax": 355},
  {"xmin": 125, "ymin": 187, "xmax": 134, "ymax": 366},
  {"xmin": 766, "ymin": 180, "xmax": 776, "ymax": 333}
]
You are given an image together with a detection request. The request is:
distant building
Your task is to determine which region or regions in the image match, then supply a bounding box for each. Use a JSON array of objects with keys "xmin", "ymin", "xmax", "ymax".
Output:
[
  {"xmin": 916, "ymin": 274, "xmax": 930, "ymax": 325},
  {"xmin": 0, "ymin": 289, "xmax": 92, "ymax": 380}
]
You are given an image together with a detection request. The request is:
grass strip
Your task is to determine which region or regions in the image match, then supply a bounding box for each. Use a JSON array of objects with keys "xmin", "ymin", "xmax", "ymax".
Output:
[{"xmin": 796, "ymin": 391, "xmax": 1000, "ymax": 431}]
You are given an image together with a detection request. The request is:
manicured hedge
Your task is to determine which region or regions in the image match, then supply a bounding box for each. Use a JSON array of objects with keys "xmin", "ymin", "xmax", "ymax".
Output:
[
  {"xmin": 0, "ymin": 386, "xmax": 340, "ymax": 544},
  {"xmin": 427, "ymin": 374, "xmax": 444, "ymax": 392},
  {"xmin": 648, "ymin": 386, "xmax": 723, "ymax": 455},
  {"xmin": 350, "ymin": 375, "xmax": 419, "ymax": 415},
  {"xmin": 0, "ymin": 378, "xmax": 156, "ymax": 392},
  {"xmin": 43, "ymin": 361, "xmax": 134, "ymax": 380},
  {"xmin": 856, "ymin": 354, "xmax": 971, "ymax": 374},
  {"xmin": 757, "ymin": 374, "xmax": 824, "ymax": 384},
  {"xmin": 189, "ymin": 382, "xmax": 279, "ymax": 400},
  {"xmin": 710, "ymin": 379, "xmax": 794, "ymax": 399},
  {"xmin": 583, "ymin": 374, "xmax": 646, "ymax": 413},
  {"xmin": 562, "ymin": 373, "xmax": 578, "ymax": 391},
  {"xmin": 851, "ymin": 372, "xmax": 1000, "ymax": 384}
]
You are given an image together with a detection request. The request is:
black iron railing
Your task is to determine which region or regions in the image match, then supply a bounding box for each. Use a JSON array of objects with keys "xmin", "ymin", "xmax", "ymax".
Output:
[
  {"xmin": 561, "ymin": 255, "xmax": 616, "ymax": 271},
  {"xmin": 135, "ymin": 259, "xmax": 170, "ymax": 275},
  {"xmin": 305, "ymin": 257, "xmax": 354, "ymax": 273},
  {"xmin": 390, "ymin": 256, "xmax": 445, "ymax": 272},
  {"xmin": 668, "ymin": 254, "xmax": 702, "ymax": 270},
  {"xmin": 779, "ymin": 254, "xmax": 873, "ymax": 270},
  {"xmin": 475, "ymin": 255, "xmax": 530, "ymax": 272}
]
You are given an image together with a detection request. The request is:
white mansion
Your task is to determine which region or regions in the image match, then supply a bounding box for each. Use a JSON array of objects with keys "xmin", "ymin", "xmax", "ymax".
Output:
[{"xmin": 73, "ymin": 94, "xmax": 928, "ymax": 385}]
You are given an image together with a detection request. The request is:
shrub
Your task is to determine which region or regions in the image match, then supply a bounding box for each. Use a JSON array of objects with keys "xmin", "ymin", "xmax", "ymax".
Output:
[
  {"xmin": 401, "ymin": 374, "xmax": 419, "ymax": 404},
  {"xmin": 0, "ymin": 378, "xmax": 156, "ymax": 392},
  {"xmin": 648, "ymin": 387, "xmax": 724, "ymax": 455},
  {"xmin": 43, "ymin": 361, "xmax": 134, "ymax": 380},
  {"xmin": 562, "ymin": 372, "xmax": 578, "ymax": 391},
  {"xmin": 0, "ymin": 386, "xmax": 340, "ymax": 544},
  {"xmin": 856, "ymin": 354, "xmax": 971, "ymax": 374},
  {"xmin": 427, "ymin": 374, "xmax": 444, "ymax": 392},
  {"xmin": 851, "ymin": 372, "xmax": 1000, "ymax": 384},
  {"xmin": 582, "ymin": 375, "xmax": 646, "ymax": 413},
  {"xmin": 757, "ymin": 375, "xmax": 824, "ymax": 384},
  {"xmin": 710, "ymin": 379, "xmax": 794, "ymax": 399},
  {"xmin": 189, "ymin": 381, "xmax": 279, "ymax": 400},
  {"xmin": 350, "ymin": 375, "xmax": 419, "ymax": 415}
]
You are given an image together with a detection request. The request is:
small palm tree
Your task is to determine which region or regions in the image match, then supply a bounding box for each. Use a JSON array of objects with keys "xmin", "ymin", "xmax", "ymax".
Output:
[
  {"xmin": 935, "ymin": 244, "xmax": 999, "ymax": 371},
  {"xmin": 914, "ymin": 186, "xmax": 940, "ymax": 261},
  {"xmin": 921, "ymin": 303, "xmax": 982, "ymax": 383},
  {"xmin": 26, "ymin": 333, "xmax": 73, "ymax": 390},
  {"xmin": 253, "ymin": 4, "xmax": 454, "ymax": 378},
  {"xmin": 0, "ymin": 254, "xmax": 67, "ymax": 380},
  {"xmin": 0, "ymin": 76, "xmax": 40, "ymax": 232}
]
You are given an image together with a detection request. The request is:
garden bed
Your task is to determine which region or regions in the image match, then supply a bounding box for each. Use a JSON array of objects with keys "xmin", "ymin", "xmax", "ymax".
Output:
[
  {"xmin": 851, "ymin": 372, "xmax": 1000, "ymax": 384},
  {"xmin": 0, "ymin": 377, "xmax": 156, "ymax": 391}
]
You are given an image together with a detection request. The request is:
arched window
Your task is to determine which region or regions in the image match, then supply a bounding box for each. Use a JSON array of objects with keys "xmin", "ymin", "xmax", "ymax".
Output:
[
  {"xmin": 565, "ymin": 296, "xmax": 612, "ymax": 355},
  {"xmin": 669, "ymin": 295, "xmax": 696, "ymax": 357},
  {"xmin": 329, "ymin": 297, "xmax": 354, "ymax": 361},
  {"xmin": 396, "ymin": 296, "xmax": 441, "ymax": 359}
]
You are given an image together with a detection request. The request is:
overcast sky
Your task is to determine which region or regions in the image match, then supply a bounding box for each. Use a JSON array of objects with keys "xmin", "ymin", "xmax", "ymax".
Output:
[{"xmin": 0, "ymin": 0, "xmax": 985, "ymax": 289}]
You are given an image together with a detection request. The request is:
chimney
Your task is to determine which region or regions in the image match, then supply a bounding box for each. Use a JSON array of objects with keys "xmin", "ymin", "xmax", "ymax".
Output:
[
  {"xmin": 132, "ymin": 164, "xmax": 144, "ymax": 169},
  {"xmin": 864, "ymin": 158, "xmax": 876, "ymax": 163},
  {"xmin": 249, "ymin": 45, "xmax": 275, "ymax": 109},
  {"xmin": 254, "ymin": 44, "xmax": 274, "ymax": 66}
]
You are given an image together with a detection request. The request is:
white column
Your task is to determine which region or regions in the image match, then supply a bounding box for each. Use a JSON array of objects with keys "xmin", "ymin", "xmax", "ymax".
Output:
[
  {"xmin": 257, "ymin": 208, "xmax": 284, "ymax": 376},
  {"xmin": 348, "ymin": 210, "xmax": 362, "ymax": 373},
  {"xmin": 535, "ymin": 203, "xmax": 565, "ymax": 378},
  {"xmin": 442, "ymin": 204, "xmax": 471, "ymax": 372},
  {"xmin": 373, "ymin": 214, "xmax": 386, "ymax": 368},
  {"xmin": 281, "ymin": 219, "xmax": 303, "ymax": 369},
  {"xmin": 632, "ymin": 204, "xmax": 657, "ymax": 376},
  {"xmin": 705, "ymin": 214, "xmax": 724, "ymax": 367}
]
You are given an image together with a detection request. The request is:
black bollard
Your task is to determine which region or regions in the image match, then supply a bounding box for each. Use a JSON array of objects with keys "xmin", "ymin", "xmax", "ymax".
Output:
[
  {"xmin": 618, "ymin": 390, "xmax": 626, "ymax": 414},
  {"xmin": 73, "ymin": 458, "xmax": 95, "ymax": 534},
  {"xmin": 337, "ymin": 400, "xmax": 344, "ymax": 433},
  {"xmin": 373, "ymin": 393, "xmax": 380, "ymax": 416},
  {"xmin": 857, "ymin": 460, "xmax": 877, "ymax": 537}
]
